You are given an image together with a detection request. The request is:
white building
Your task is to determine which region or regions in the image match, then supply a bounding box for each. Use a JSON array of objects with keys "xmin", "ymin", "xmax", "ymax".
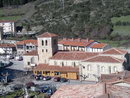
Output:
[
  {"xmin": 16, "ymin": 40, "xmax": 37, "ymax": 55},
  {"xmin": 0, "ymin": 43, "xmax": 16, "ymax": 55},
  {"xmin": 0, "ymin": 20, "xmax": 15, "ymax": 34}
]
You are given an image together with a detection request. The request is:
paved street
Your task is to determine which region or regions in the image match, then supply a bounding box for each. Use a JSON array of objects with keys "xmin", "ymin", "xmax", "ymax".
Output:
[{"xmin": 7, "ymin": 60, "xmax": 25, "ymax": 71}]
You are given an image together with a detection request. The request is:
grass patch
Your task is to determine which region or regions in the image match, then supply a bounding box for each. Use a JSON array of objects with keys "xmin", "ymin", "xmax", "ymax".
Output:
[
  {"xmin": 0, "ymin": 16, "xmax": 21, "ymax": 21},
  {"xmin": 111, "ymin": 15, "xmax": 130, "ymax": 36},
  {"xmin": 112, "ymin": 25, "xmax": 130, "ymax": 36},
  {"xmin": 98, "ymin": 40, "xmax": 128, "ymax": 47},
  {"xmin": 111, "ymin": 15, "xmax": 130, "ymax": 24}
]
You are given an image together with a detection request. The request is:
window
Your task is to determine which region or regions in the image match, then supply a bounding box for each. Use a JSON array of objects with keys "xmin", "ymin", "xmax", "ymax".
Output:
[
  {"xmin": 73, "ymin": 62, "xmax": 76, "ymax": 67},
  {"xmin": 54, "ymin": 61, "xmax": 57, "ymax": 65},
  {"xmin": 42, "ymin": 49, "xmax": 44, "ymax": 52},
  {"xmin": 83, "ymin": 66, "xmax": 85, "ymax": 69},
  {"xmin": 62, "ymin": 62, "xmax": 64, "ymax": 66},
  {"xmin": 113, "ymin": 66, "xmax": 117, "ymax": 72},
  {"xmin": 87, "ymin": 65, "xmax": 91, "ymax": 71},
  {"xmin": 46, "ymin": 49, "xmax": 48, "ymax": 52},
  {"xmin": 42, "ymin": 40, "xmax": 44, "ymax": 46},
  {"xmin": 45, "ymin": 40, "xmax": 48, "ymax": 46},
  {"xmin": 27, "ymin": 62, "xmax": 30, "ymax": 65},
  {"xmin": 101, "ymin": 66, "xmax": 105, "ymax": 72}
]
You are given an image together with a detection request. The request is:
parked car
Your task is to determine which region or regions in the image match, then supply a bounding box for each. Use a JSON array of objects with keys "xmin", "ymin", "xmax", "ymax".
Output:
[
  {"xmin": 53, "ymin": 77, "xmax": 61, "ymax": 82},
  {"xmin": 15, "ymin": 56, "xmax": 23, "ymax": 61},
  {"xmin": 43, "ymin": 76, "xmax": 51, "ymax": 81},
  {"xmin": 35, "ymin": 75, "xmax": 43, "ymax": 80},
  {"xmin": 39, "ymin": 84, "xmax": 56, "ymax": 95},
  {"xmin": 60, "ymin": 78, "xmax": 68, "ymax": 82}
]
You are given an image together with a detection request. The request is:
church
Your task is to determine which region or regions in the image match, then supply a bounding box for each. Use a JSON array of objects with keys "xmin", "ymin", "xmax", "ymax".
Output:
[{"xmin": 23, "ymin": 32, "xmax": 130, "ymax": 81}]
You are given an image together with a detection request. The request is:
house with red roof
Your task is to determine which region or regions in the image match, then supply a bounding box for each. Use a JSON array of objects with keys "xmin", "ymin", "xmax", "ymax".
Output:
[
  {"xmin": 0, "ymin": 43, "xmax": 16, "ymax": 55},
  {"xmin": 23, "ymin": 32, "xmax": 129, "ymax": 80},
  {"xmin": 87, "ymin": 42, "xmax": 111, "ymax": 52},
  {"xmin": 51, "ymin": 83, "xmax": 130, "ymax": 98},
  {"xmin": 58, "ymin": 38, "xmax": 111, "ymax": 52},
  {"xmin": 16, "ymin": 39, "xmax": 37, "ymax": 55}
]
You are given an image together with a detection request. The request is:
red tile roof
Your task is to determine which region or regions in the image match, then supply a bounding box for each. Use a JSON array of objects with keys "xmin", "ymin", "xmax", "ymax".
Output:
[
  {"xmin": 58, "ymin": 38, "xmax": 94, "ymax": 47},
  {"xmin": 0, "ymin": 20, "xmax": 15, "ymax": 23},
  {"xmin": 52, "ymin": 83, "xmax": 105, "ymax": 98},
  {"xmin": 50, "ymin": 51, "xmax": 98, "ymax": 60},
  {"xmin": 16, "ymin": 40, "xmax": 37, "ymax": 46},
  {"xmin": 91, "ymin": 43, "xmax": 107, "ymax": 48},
  {"xmin": 23, "ymin": 50, "xmax": 38, "ymax": 56},
  {"xmin": 101, "ymin": 71, "xmax": 130, "ymax": 83},
  {"xmin": 0, "ymin": 44, "xmax": 15, "ymax": 48},
  {"xmin": 37, "ymin": 32, "xmax": 58, "ymax": 38},
  {"xmin": 34, "ymin": 64, "xmax": 79, "ymax": 72},
  {"xmin": 84, "ymin": 55, "xmax": 124, "ymax": 63},
  {"xmin": 102, "ymin": 48, "xmax": 127, "ymax": 55},
  {"xmin": 52, "ymin": 83, "xmax": 130, "ymax": 98}
]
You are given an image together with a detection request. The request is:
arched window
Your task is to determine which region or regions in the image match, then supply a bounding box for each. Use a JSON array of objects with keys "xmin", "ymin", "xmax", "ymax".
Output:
[
  {"xmin": 42, "ymin": 40, "xmax": 44, "ymax": 46},
  {"xmin": 113, "ymin": 66, "xmax": 117, "ymax": 72},
  {"xmin": 45, "ymin": 40, "xmax": 48, "ymax": 46},
  {"xmin": 87, "ymin": 65, "xmax": 91, "ymax": 71},
  {"xmin": 101, "ymin": 66, "xmax": 105, "ymax": 72}
]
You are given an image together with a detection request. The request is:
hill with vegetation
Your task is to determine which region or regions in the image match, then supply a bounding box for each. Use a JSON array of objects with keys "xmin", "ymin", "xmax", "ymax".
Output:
[
  {"xmin": 1, "ymin": 0, "xmax": 130, "ymax": 46},
  {"xmin": 27, "ymin": 0, "xmax": 130, "ymax": 39}
]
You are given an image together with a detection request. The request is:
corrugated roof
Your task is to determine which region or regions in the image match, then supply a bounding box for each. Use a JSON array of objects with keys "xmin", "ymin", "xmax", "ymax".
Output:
[{"xmin": 37, "ymin": 32, "xmax": 58, "ymax": 38}]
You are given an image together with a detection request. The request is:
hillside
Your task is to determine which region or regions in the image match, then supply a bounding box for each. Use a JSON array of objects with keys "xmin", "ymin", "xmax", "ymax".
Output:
[
  {"xmin": 1, "ymin": 0, "xmax": 130, "ymax": 41},
  {"xmin": 25, "ymin": 0, "xmax": 130, "ymax": 39}
]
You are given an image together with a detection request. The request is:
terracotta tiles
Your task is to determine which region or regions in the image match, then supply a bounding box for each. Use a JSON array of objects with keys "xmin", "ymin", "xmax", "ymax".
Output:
[
  {"xmin": 0, "ymin": 44, "xmax": 15, "ymax": 48},
  {"xmin": 37, "ymin": 32, "xmax": 58, "ymax": 38},
  {"xmin": 91, "ymin": 43, "xmax": 107, "ymax": 48},
  {"xmin": 23, "ymin": 50, "xmax": 38, "ymax": 56},
  {"xmin": 102, "ymin": 48, "xmax": 127, "ymax": 55},
  {"xmin": 58, "ymin": 38, "xmax": 94, "ymax": 47},
  {"xmin": 101, "ymin": 71, "xmax": 130, "ymax": 83},
  {"xmin": 84, "ymin": 55, "xmax": 124, "ymax": 63},
  {"xmin": 50, "ymin": 51, "xmax": 99, "ymax": 60},
  {"xmin": 0, "ymin": 20, "xmax": 15, "ymax": 22},
  {"xmin": 34, "ymin": 64, "xmax": 79, "ymax": 72},
  {"xmin": 16, "ymin": 39, "xmax": 37, "ymax": 46},
  {"xmin": 51, "ymin": 83, "xmax": 130, "ymax": 98}
]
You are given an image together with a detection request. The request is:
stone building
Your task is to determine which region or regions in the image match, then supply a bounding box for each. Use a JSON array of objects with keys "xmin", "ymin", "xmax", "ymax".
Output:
[{"xmin": 23, "ymin": 32, "xmax": 129, "ymax": 80}]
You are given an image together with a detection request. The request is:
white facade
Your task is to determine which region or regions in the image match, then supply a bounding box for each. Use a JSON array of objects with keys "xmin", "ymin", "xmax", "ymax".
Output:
[
  {"xmin": 0, "ymin": 21, "xmax": 15, "ymax": 33},
  {"xmin": 49, "ymin": 59, "xmax": 81, "ymax": 67},
  {"xmin": 23, "ymin": 55, "xmax": 38, "ymax": 69},
  {"xmin": 80, "ymin": 61, "xmax": 124, "ymax": 81}
]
